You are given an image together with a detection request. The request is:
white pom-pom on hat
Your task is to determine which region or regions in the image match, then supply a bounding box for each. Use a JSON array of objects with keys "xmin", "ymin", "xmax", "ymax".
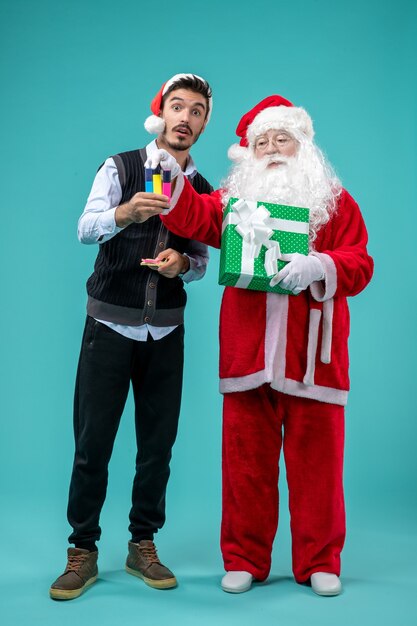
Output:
[
  {"xmin": 227, "ymin": 143, "xmax": 248, "ymax": 162},
  {"xmin": 144, "ymin": 115, "xmax": 166, "ymax": 134}
]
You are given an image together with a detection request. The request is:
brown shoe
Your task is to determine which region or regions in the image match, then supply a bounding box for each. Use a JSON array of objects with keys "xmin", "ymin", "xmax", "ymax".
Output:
[
  {"xmin": 49, "ymin": 548, "xmax": 98, "ymax": 600},
  {"xmin": 126, "ymin": 540, "xmax": 177, "ymax": 589}
]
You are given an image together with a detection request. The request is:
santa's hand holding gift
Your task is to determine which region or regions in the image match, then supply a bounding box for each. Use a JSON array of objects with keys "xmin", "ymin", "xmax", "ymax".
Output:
[{"xmin": 157, "ymin": 95, "xmax": 374, "ymax": 596}]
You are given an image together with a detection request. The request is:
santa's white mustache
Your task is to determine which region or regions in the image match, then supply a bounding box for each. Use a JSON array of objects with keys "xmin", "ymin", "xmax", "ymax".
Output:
[{"xmin": 257, "ymin": 154, "xmax": 290, "ymax": 168}]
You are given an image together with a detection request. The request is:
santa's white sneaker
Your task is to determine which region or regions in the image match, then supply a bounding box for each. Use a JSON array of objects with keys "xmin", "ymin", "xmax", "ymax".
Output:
[
  {"xmin": 221, "ymin": 571, "xmax": 253, "ymax": 593},
  {"xmin": 310, "ymin": 572, "xmax": 342, "ymax": 596}
]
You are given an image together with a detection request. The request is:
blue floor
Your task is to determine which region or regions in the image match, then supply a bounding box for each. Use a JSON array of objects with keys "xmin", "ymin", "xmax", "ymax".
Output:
[{"xmin": 2, "ymin": 501, "xmax": 416, "ymax": 626}]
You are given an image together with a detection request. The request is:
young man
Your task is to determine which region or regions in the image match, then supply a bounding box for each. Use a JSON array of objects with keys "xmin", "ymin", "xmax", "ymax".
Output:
[
  {"xmin": 50, "ymin": 74, "xmax": 213, "ymax": 600},
  {"xmin": 146, "ymin": 95, "xmax": 373, "ymax": 596}
]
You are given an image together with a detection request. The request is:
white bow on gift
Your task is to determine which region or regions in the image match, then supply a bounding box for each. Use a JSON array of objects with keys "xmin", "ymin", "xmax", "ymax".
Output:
[{"xmin": 223, "ymin": 199, "xmax": 299, "ymax": 289}]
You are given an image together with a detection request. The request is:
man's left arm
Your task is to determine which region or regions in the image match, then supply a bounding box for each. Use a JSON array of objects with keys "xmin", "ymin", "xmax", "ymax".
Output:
[
  {"xmin": 78, "ymin": 158, "xmax": 124, "ymax": 244},
  {"xmin": 153, "ymin": 240, "xmax": 209, "ymax": 281},
  {"xmin": 181, "ymin": 240, "xmax": 209, "ymax": 283}
]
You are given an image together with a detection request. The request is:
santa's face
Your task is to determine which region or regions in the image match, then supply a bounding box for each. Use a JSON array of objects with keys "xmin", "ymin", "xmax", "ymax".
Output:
[
  {"xmin": 222, "ymin": 130, "xmax": 341, "ymax": 244},
  {"xmin": 254, "ymin": 129, "xmax": 298, "ymax": 165},
  {"xmin": 158, "ymin": 89, "xmax": 207, "ymax": 152}
]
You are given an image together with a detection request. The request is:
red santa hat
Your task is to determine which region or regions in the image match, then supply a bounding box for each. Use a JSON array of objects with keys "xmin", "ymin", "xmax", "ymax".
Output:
[
  {"xmin": 228, "ymin": 95, "xmax": 314, "ymax": 162},
  {"xmin": 144, "ymin": 73, "xmax": 213, "ymax": 134}
]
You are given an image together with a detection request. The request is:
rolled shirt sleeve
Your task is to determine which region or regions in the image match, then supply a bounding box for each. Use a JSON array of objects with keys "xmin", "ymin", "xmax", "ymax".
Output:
[
  {"xmin": 77, "ymin": 158, "xmax": 125, "ymax": 244},
  {"xmin": 182, "ymin": 239, "xmax": 209, "ymax": 283}
]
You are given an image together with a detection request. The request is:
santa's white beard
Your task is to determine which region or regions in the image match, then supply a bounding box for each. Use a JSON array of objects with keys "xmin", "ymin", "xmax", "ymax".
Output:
[{"xmin": 222, "ymin": 141, "xmax": 342, "ymax": 244}]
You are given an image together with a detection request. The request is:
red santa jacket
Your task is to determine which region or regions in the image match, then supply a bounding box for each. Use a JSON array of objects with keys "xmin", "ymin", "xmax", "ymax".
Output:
[{"xmin": 162, "ymin": 174, "xmax": 374, "ymax": 405}]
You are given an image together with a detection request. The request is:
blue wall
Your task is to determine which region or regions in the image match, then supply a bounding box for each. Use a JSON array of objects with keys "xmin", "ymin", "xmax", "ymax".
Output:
[{"xmin": 0, "ymin": 1, "xmax": 416, "ymax": 622}]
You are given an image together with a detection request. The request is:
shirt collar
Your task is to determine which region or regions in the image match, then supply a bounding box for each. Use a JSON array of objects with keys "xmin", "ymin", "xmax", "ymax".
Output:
[{"xmin": 146, "ymin": 139, "xmax": 197, "ymax": 178}]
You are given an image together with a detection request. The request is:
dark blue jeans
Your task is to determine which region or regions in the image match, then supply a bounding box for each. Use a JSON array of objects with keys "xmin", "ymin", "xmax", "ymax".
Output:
[{"xmin": 67, "ymin": 316, "xmax": 184, "ymax": 548}]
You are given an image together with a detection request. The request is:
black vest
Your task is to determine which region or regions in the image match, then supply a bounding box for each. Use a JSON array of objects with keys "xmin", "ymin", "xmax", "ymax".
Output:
[{"xmin": 86, "ymin": 148, "xmax": 212, "ymax": 326}]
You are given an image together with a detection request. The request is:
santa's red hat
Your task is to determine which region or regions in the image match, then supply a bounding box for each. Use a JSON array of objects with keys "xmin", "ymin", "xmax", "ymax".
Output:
[
  {"xmin": 228, "ymin": 95, "xmax": 314, "ymax": 162},
  {"xmin": 144, "ymin": 73, "xmax": 212, "ymax": 134}
]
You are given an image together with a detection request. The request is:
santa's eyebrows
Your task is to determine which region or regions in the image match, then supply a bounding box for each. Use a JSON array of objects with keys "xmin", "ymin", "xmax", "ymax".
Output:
[
  {"xmin": 168, "ymin": 96, "xmax": 206, "ymax": 110},
  {"xmin": 257, "ymin": 129, "xmax": 292, "ymax": 139}
]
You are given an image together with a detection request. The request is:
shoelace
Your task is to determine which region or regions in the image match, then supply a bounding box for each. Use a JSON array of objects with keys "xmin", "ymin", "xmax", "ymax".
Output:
[
  {"xmin": 139, "ymin": 543, "xmax": 161, "ymax": 564},
  {"xmin": 65, "ymin": 553, "xmax": 87, "ymax": 573}
]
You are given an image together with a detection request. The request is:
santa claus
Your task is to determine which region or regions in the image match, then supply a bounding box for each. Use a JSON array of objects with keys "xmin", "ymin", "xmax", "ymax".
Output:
[{"xmin": 145, "ymin": 95, "xmax": 374, "ymax": 596}]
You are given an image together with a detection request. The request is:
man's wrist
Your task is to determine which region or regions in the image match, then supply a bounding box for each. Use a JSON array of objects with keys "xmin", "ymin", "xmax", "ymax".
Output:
[
  {"xmin": 115, "ymin": 203, "xmax": 133, "ymax": 228},
  {"xmin": 179, "ymin": 254, "xmax": 190, "ymax": 275}
]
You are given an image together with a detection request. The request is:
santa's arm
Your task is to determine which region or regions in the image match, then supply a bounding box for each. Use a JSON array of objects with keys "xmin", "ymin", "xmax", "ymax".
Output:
[
  {"xmin": 310, "ymin": 189, "xmax": 374, "ymax": 301},
  {"xmin": 161, "ymin": 173, "xmax": 223, "ymax": 249}
]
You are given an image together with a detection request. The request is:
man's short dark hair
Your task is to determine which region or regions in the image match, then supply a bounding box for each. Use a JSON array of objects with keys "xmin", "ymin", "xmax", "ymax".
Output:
[{"xmin": 162, "ymin": 75, "xmax": 212, "ymax": 119}]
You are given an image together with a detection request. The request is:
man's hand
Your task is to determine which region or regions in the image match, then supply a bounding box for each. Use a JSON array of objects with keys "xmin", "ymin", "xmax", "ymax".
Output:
[
  {"xmin": 145, "ymin": 149, "xmax": 181, "ymax": 179},
  {"xmin": 272, "ymin": 253, "xmax": 324, "ymax": 294},
  {"xmin": 152, "ymin": 248, "xmax": 190, "ymax": 278},
  {"xmin": 115, "ymin": 192, "xmax": 170, "ymax": 228}
]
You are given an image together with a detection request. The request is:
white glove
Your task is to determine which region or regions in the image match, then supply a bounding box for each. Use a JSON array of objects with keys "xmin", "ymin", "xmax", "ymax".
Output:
[
  {"xmin": 273, "ymin": 253, "xmax": 324, "ymax": 295},
  {"xmin": 144, "ymin": 149, "xmax": 181, "ymax": 179}
]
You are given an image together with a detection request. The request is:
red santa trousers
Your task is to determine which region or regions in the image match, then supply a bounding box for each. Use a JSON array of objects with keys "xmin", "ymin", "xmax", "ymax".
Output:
[{"xmin": 221, "ymin": 384, "xmax": 345, "ymax": 583}]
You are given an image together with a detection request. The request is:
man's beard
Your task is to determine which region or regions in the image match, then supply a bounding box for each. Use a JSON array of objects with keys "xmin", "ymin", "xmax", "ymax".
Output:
[
  {"xmin": 222, "ymin": 141, "xmax": 342, "ymax": 244},
  {"xmin": 164, "ymin": 138, "xmax": 191, "ymax": 152},
  {"xmin": 162, "ymin": 124, "xmax": 202, "ymax": 152}
]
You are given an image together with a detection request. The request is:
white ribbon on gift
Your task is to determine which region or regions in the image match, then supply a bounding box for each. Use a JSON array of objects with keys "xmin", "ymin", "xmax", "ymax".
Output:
[{"xmin": 222, "ymin": 199, "xmax": 308, "ymax": 288}]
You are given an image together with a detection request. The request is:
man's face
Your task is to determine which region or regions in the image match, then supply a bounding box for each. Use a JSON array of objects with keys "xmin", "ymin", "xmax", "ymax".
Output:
[
  {"xmin": 254, "ymin": 129, "xmax": 298, "ymax": 166},
  {"xmin": 159, "ymin": 88, "xmax": 208, "ymax": 152}
]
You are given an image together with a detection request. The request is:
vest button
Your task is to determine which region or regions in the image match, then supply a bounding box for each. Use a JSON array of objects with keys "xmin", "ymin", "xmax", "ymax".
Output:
[
  {"xmin": 149, "ymin": 282, "xmax": 155, "ymax": 288},
  {"xmin": 147, "ymin": 300, "xmax": 153, "ymax": 307},
  {"xmin": 144, "ymin": 316, "xmax": 150, "ymax": 323},
  {"xmin": 158, "ymin": 242, "xmax": 165, "ymax": 249}
]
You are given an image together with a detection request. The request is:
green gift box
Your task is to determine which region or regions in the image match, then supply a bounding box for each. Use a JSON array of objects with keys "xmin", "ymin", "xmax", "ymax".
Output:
[{"xmin": 219, "ymin": 197, "xmax": 310, "ymax": 294}]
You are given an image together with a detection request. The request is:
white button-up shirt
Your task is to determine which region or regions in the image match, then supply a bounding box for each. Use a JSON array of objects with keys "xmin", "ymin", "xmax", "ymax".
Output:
[{"xmin": 77, "ymin": 140, "xmax": 209, "ymax": 341}]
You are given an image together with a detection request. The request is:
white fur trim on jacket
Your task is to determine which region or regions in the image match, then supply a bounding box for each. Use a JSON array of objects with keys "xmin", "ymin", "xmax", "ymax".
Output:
[
  {"xmin": 160, "ymin": 171, "xmax": 185, "ymax": 216},
  {"xmin": 310, "ymin": 252, "xmax": 337, "ymax": 301},
  {"xmin": 303, "ymin": 308, "xmax": 322, "ymax": 386},
  {"xmin": 219, "ymin": 291, "xmax": 347, "ymax": 406}
]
